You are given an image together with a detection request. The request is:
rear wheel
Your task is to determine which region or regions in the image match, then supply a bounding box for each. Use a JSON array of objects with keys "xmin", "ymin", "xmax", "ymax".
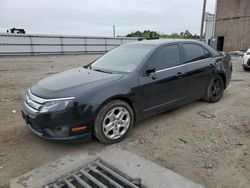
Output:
[
  {"xmin": 94, "ymin": 100, "xmax": 134, "ymax": 144},
  {"xmin": 204, "ymin": 75, "xmax": 224, "ymax": 103}
]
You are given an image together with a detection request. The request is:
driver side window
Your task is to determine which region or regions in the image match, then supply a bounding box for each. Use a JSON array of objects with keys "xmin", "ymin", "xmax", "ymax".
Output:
[{"xmin": 148, "ymin": 45, "xmax": 181, "ymax": 71}]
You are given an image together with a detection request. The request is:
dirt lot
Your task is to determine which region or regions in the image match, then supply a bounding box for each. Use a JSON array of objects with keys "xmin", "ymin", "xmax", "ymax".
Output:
[{"xmin": 0, "ymin": 55, "xmax": 249, "ymax": 188}]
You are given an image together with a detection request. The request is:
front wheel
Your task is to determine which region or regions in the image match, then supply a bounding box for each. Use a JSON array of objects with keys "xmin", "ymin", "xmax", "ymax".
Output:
[
  {"xmin": 94, "ymin": 100, "xmax": 134, "ymax": 144},
  {"xmin": 204, "ymin": 75, "xmax": 224, "ymax": 103}
]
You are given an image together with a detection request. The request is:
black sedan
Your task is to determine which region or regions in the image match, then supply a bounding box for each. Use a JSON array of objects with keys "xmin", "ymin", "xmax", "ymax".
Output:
[{"xmin": 22, "ymin": 39, "xmax": 232, "ymax": 144}]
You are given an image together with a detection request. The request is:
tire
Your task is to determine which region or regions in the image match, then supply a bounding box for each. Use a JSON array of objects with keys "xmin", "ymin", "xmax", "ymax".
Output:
[
  {"xmin": 243, "ymin": 59, "xmax": 250, "ymax": 71},
  {"xmin": 243, "ymin": 67, "xmax": 249, "ymax": 71},
  {"xmin": 94, "ymin": 100, "xmax": 134, "ymax": 144},
  {"xmin": 204, "ymin": 75, "xmax": 224, "ymax": 103}
]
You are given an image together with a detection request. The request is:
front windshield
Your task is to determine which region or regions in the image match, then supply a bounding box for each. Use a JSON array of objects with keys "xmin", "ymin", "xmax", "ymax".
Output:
[{"xmin": 91, "ymin": 44, "xmax": 154, "ymax": 73}]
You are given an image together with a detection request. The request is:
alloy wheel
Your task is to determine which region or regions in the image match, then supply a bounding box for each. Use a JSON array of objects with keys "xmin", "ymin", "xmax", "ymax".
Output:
[
  {"xmin": 211, "ymin": 79, "xmax": 222, "ymax": 99},
  {"xmin": 102, "ymin": 107, "xmax": 130, "ymax": 140}
]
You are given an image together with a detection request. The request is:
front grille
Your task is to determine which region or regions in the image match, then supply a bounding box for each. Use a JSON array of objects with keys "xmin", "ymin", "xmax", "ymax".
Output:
[
  {"xmin": 46, "ymin": 159, "xmax": 146, "ymax": 188},
  {"xmin": 26, "ymin": 90, "xmax": 43, "ymax": 111}
]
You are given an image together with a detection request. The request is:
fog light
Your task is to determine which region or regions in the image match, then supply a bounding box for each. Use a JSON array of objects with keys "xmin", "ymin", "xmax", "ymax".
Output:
[
  {"xmin": 71, "ymin": 126, "xmax": 87, "ymax": 132},
  {"xmin": 54, "ymin": 126, "xmax": 69, "ymax": 137}
]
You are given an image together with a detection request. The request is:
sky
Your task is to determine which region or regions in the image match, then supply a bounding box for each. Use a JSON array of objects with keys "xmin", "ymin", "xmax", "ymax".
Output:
[{"xmin": 0, "ymin": 0, "xmax": 216, "ymax": 36}]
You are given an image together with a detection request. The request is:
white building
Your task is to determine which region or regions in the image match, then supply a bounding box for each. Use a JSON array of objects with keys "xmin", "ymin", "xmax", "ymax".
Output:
[{"xmin": 204, "ymin": 12, "xmax": 215, "ymax": 44}]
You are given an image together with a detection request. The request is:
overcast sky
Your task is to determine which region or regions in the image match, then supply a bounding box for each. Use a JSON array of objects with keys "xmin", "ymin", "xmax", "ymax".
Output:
[{"xmin": 0, "ymin": 0, "xmax": 216, "ymax": 36}]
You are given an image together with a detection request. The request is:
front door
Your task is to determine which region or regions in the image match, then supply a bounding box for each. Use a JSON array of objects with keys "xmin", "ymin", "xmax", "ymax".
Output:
[{"xmin": 138, "ymin": 44, "xmax": 187, "ymax": 117}]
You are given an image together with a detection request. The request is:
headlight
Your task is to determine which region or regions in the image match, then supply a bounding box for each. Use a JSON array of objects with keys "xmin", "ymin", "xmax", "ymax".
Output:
[{"xmin": 39, "ymin": 100, "xmax": 71, "ymax": 113}]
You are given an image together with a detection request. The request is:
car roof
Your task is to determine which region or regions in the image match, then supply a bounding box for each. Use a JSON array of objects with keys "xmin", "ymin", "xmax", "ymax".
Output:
[
  {"xmin": 128, "ymin": 39, "xmax": 203, "ymax": 46},
  {"xmin": 126, "ymin": 39, "xmax": 220, "ymax": 57}
]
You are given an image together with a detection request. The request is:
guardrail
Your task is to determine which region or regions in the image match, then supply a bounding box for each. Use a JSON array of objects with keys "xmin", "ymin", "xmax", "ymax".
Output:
[{"xmin": 0, "ymin": 33, "xmax": 138, "ymax": 56}]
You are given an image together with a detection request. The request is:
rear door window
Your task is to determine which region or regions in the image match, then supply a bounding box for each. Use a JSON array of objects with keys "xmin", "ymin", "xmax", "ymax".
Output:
[
  {"xmin": 149, "ymin": 45, "xmax": 181, "ymax": 71},
  {"xmin": 183, "ymin": 44, "xmax": 211, "ymax": 63},
  {"xmin": 204, "ymin": 48, "xmax": 212, "ymax": 58}
]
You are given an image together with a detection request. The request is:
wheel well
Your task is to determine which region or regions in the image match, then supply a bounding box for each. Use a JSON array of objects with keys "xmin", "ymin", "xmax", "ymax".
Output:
[
  {"xmin": 98, "ymin": 96, "xmax": 136, "ymax": 121},
  {"xmin": 218, "ymin": 73, "xmax": 226, "ymax": 89}
]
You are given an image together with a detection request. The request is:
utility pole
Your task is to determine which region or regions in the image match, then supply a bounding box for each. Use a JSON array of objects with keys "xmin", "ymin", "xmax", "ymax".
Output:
[
  {"xmin": 113, "ymin": 25, "xmax": 116, "ymax": 38},
  {"xmin": 200, "ymin": 0, "xmax": 207, "ymax": 41},
  {"xmin": 213, "ymin": 0, "xmax": 218, "ymax": 37}
]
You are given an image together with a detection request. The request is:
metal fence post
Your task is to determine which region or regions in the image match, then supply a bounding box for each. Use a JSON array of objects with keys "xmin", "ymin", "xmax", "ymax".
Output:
[
  {"xmin": 29, "ymin": 36, "xmax": 34, "ymax": 55},
  {"xmin": 60, "ymin": 37, "xmax": 63, "ymax": 54},
  {"xmin": 84, "ymin": 37, "xmax": 87, "ymax": 53},
  {"xmin": 105, "ymin": 38, "xmax": 108, "ymax": 52}
]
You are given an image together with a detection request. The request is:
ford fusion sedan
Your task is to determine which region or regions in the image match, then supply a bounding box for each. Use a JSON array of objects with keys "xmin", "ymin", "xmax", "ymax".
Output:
[
  {"xmin": 243, "ymin": 48, "xmax": 250, "ymax": 71},
  {"xmin": 22, "ymin": 39, "xmax": 232, "ymax": 144}
]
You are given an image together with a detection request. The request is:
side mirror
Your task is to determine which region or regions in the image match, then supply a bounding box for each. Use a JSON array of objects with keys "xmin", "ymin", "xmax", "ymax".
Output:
[
  {"xmin": 146, "ymin": 68, "xmax": 156, "ymax": 75},
  {"xmin": 146, "ymin": 68, "xmax": 157, "ymax": 80}
]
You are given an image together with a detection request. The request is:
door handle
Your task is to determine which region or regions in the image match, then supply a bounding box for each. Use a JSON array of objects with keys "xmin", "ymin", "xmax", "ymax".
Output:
[
  {"xmin": 176, "ymin": 72, "xmax": 184, "ymax": 78},
  {"xmin": 209, "ymin": 63, "xmax": 215, "ymax": 68}
]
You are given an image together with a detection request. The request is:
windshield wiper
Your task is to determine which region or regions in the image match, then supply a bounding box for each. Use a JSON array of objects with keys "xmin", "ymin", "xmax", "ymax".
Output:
[{"xmin": 93, "ymin": 69, "xmax": 113, "ymax": 74}]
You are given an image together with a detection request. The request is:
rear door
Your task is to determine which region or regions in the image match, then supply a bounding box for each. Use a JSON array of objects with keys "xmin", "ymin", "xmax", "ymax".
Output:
[
  {"xmin": 181, "ymin": 43, "xmax": 214, "ymax": 99},
  {"xmin": 138, "ymin": 44, "xmax": 187, "ymax": 117}
]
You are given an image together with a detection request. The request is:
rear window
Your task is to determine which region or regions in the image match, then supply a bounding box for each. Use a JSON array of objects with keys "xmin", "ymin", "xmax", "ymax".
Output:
[{"xmin": 183, "ymin": 44, "xmax": 211, "ymax": 63}]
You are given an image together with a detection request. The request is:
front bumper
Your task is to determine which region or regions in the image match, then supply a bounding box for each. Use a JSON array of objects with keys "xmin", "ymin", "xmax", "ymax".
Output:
[{"xmin": 21, "ymin": 102, "xmax": 93, "ymax": 141}]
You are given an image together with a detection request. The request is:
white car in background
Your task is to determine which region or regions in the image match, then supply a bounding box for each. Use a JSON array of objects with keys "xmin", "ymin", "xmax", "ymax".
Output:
[{"xmin": 243, "ymin": 48, "xmax": 250, "ymax": 71}]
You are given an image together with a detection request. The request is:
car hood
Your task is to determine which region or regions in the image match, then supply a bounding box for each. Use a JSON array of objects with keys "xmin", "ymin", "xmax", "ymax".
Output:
[{"xmin": 31, "ymin": 67, "xmax": 124, "ymax": 99}]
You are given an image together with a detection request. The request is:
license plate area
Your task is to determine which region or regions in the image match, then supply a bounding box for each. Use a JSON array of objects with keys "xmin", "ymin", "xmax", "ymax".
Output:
[
  {"xmin": 22, "ymin": 110, "xmax": 30, "ymax": 124},
  {"xmin": 22, "ymin": 110, "xmax": 43, "ymax": 135},
  {"xmin": 25, "ymin": 115, "xmax": 30, "ymax": 124}
]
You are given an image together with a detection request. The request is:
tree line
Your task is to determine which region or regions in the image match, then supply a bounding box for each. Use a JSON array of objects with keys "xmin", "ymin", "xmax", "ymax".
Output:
[{"xmin": 126, "ymin": 30, "xmax": 199, "ymax": 39}]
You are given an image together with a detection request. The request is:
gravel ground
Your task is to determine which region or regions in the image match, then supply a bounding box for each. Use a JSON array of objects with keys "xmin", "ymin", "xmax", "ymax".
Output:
[{"xmin": 0, "ymin": 55, "xmax": 249, "ymax": 188}]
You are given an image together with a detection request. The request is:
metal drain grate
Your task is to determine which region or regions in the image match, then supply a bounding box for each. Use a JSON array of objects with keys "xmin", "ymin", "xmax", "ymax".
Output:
[{"xmin": 45, "ymin": 158, "xmax": 146, "ymax": 188}]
